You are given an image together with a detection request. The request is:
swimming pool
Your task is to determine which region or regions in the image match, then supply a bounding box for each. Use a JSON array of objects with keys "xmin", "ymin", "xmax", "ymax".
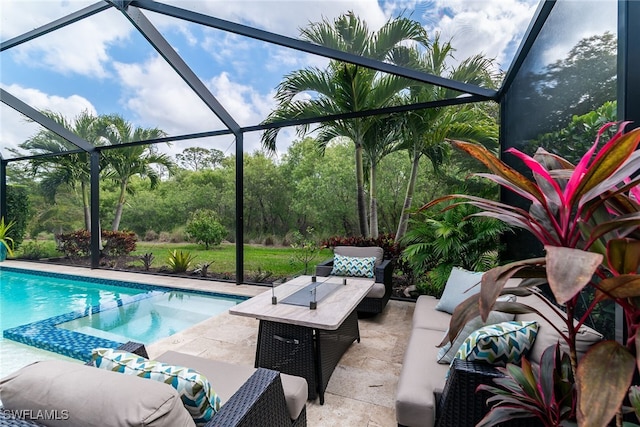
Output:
[{"xmin": 0, "ymin": 267, "xmax": 246, "ymax": 373}]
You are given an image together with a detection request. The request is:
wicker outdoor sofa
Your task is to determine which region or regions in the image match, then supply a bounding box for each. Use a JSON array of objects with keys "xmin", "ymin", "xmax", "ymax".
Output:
[
  {"xmin": 315, "ymin": 246, "xmax": 393, "ymax": 316},
  {"xmin": 396, "ymin": 290, "xmax": 603, "ymax": 427},
  {"xmin": 0, "ymin": 342, "xmax": 307, "ymax": 427}
]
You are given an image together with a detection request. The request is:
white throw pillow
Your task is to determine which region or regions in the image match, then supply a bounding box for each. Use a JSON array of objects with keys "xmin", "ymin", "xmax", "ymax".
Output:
[{"xmin": 435, "ymin": 267, "xmax": 483, "ymax": 314}]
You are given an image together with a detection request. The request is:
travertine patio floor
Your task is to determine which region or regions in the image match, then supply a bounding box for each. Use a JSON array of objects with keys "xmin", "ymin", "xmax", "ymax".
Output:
[{"xmin": 3, "ymin": 261, "xmax": 415, "ymax": 426}]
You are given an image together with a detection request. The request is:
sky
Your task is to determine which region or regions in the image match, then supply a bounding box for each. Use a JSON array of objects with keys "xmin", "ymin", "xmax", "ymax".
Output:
[{"xmin": 0, "ymin": 0, "xmax": 612, "ymax": 161}]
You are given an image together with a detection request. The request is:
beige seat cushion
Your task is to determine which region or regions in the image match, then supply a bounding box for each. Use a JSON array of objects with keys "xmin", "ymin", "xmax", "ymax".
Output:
[
  {"xmin": 0, "ymin": 360, "xmax": 195, "ymax": 427},
  {"xmin": 516, "ymin": 295, "xmax": 603, "ymax": 363},
  {"xmin": 334, "ymin": 246, "xmax": 384, "ymax": 267},
  {"xmin": 412, "ymin": 296, "xmax": 452, "ymax": 332},
  {"xmin": 395, "ymin": 328, "xmax": 450, "ymax": 427},
  {"xmin": 366, "ymin": 282, "xmax": 386, "ymax": 299},
  {"xmin": 156, "ymin": 351, "xmax": 307, "ymax": 421}
]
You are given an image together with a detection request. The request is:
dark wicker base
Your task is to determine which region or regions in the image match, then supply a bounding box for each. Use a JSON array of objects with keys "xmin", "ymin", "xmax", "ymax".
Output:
[
  {"xmin": 255, "ymin": 310, "xmax": 360, "ymax": 404},
  {"xmin": 435, "ymin": 359, "xmax": 542, "ymax": 427},
  {"xmin": 357, "ymin": 295, "xmax": 389, "ymax": 315}
]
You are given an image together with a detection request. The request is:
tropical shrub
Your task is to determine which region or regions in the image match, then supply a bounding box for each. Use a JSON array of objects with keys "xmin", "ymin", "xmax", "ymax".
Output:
[
  {"xmin": 428, "ymin": 122, "xmax": 640, "ymax": 426},
  {"xmin": 402, "ymin": 203, "xmax": 510, "ymax": 295},
  {"xmin": 138, "ymin": 253, "xmax": 154, "ymax": 271},
  {"xmin": 6, "ymin": 185, "xmax": 30, "ymax": 249},
  {"xmin": 18, "ymin": 241, "xmax": 55, "ymax": 260},
  {"xmin": 477, "ymin": 343, "xmax": 575, "ymax": 427},
  {"xmin": 195, "ymin": 260, "xmax": 214, "ymax": 277},
  {"xmin": 56, "ymin": 230, "xmax": 91, "ymax": 258},
  {"xmin": 167, "ymin": 250, "xmax": 196, "ymax": 273},
  {"xmin": 185, "ymin": 209, "xmax": 226, "ymax": 249},
  {"xmin": 526, "ymin": 101, "xmax": 617, "ymax": 163},
  {"xmin": 322, "ymin": 233, "xmax": 399, "ymax": 261},
  {"xmin": 101, "ymin": 230, "xmax": 137, "ymax": 257},
  {"xmin": 56, "ymin": 230, "xmax": 137, "ymax": 258},
  {"xmin": 0, "ymin": 217, "xmax": 16, "ymax": 258}
]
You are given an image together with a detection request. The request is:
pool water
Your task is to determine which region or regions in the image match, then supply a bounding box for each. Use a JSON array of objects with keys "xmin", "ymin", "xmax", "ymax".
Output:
[
  {"xmin": 58, "ymin": 291, "xmax": 238, "ymax": 344},
  {"xmin": 0, "ymin": 267, "xmax": 244, "ymax": 378},
  {"xmin": 1, "ymin": 269, "xmax": 148, "ymax": 331}
]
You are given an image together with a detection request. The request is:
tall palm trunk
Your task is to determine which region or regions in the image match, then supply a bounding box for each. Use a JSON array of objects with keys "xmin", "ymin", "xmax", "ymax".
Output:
[
  {"xmin": 355, "ymin": 140, "xmax": 369, "ymax": 237},
  {"xmin": 369, "ymin": 158, "xmax": 379, "ymax": 239},
  {"xmin": 112, "ymin": 179, "xmax": 128, "ymax": 231},
  {"xmin": 395, "ymin": 148, "xmax": 421, "ymax": 241}
]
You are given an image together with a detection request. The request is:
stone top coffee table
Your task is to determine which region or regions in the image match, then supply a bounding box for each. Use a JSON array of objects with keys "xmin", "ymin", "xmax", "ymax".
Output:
[{"xmin": 229, "ymin": 275, "xmax": 374, "ymax": 404}]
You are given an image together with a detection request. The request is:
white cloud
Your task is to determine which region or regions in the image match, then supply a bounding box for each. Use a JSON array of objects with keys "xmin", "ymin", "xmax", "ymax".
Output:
[
  {"xmin": 1, "ymin": 0, "xmax": 94, "ymax": 40},
  {"xmin": 113, "ymin": 55, "xmax": 281, "ymax": 155},
  {"xmin": 114, "ymin": 56, "xmax": 223, "ymax": 135},
  {"xmin": 163, "ymin": 0, "xmax": 388, "ymax": 37},
  {"xmin": 429, "ymin": 0, "xmax": 538, "ymax": 71},
  {"xmin": 3, "ymin": 4, "xmax": 131, "ymax": 78},
  {"xmin": 0, "ymin": 83, "xmax": 97, "ymax": 158}
]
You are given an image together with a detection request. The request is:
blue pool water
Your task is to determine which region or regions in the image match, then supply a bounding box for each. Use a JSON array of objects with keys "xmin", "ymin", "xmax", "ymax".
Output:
[
  {"xmin": 0, "ymin": 267, "xmax": 246, "ymax": 375},
  {"xmin": 1, "ymin": 269, "xmax": 147, "ymax": 331}
]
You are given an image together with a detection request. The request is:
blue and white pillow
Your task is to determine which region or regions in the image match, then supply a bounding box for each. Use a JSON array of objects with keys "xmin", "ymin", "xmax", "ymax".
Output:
[
  {"xmin": 330, "ymin": 253, "xmax": 376, "ymax": 278},
  {"xmin": 92, "ymin": 348, "xmax": 221, "ymax": 426},
  {"xmin": 437, "ymin": 310, "xmax": 515, "ymax": 364},
  {"xmin": 454, "ymin": 321, "xmax": 539, "ymax": 366}
]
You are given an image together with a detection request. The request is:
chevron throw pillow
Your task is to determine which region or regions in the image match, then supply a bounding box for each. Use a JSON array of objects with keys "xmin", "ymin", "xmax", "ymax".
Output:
[
  {"xmin": 330, "ymin": 253, "xmax": 376, "ymax": 278},
  {"xmin": 454, "ymin": 321, "xmax": 539, "ymax": 366},
  {"xmin": 92, "ymin": 348, "xmax": 221, "ymax": 426}
]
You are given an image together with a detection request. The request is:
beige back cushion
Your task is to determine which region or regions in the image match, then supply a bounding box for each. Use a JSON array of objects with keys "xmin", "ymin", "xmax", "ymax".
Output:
[
  {"xmin": 156, "ymin": 351, "xmax": 308, "ymax": 421},
  {"xmin": 0, "ymin": 360, "xmax": 195, "ymax": 427},
  {"xmin": 516, "ymin": 295, "xmax": 603, "ymax": 363},
  {"xmin": 334, "ymin": 246, "xmax": 384, "ymax": 267}
]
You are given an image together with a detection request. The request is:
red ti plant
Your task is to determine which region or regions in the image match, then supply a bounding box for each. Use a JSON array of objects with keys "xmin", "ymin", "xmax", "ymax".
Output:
[{"xmin": 423, "ymin": 122, "xmax": 640, "ymax": 426}]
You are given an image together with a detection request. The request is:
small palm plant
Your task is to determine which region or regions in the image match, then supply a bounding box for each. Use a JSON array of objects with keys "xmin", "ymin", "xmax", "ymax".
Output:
[{"xmin": 0, "ymin": 217, "xmax": 16, "ymax": 261}]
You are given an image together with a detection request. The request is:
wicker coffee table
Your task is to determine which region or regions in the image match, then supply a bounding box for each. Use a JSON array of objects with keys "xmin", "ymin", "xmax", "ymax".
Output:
[{"xmin": 229, "ymin": 275, "xmax": 374, "ymax": 404}]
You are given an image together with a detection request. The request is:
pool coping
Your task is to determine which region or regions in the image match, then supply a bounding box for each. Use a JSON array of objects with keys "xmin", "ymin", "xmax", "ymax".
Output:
[{"xmin": 1, "ymin": 266, "xmax": 248, "ymax": 362}]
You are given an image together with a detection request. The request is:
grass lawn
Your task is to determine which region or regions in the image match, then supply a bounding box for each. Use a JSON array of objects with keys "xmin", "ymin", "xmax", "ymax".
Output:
[
  {"xmin": 134, "ymin": 242, "xmax": 331, "ymax": 277},
  {"xmin": 15, "ymin": 239, "xmax": 332, "ymax": 278}
]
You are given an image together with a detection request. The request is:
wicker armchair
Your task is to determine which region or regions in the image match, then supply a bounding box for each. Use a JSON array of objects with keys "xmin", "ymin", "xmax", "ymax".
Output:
[
  {"xmin": 315, "ymin": 246, "xmax": 393, "ymax": 316},
  {"xmin": 0, "ymin": 342, "xmax": 307, "ymax": 427},
  {"xmin": 434, "ymin": 358, "xmax": 541, "ymax": 427}
]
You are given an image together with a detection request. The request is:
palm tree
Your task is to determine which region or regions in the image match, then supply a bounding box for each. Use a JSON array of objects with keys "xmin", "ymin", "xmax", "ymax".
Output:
[
  {"xmin": 262, "ymin": 12, "xmax": 429, "ymax": 237},
  {"xmin": 362, "ymin": 115, "xmax": 403, "ymax": 238},
  {"xmin": 394, "ymin": 38, "xmax": 499, "ymax": 241},
  {"xmin": 20, "ymin": 110, "xmax": 103, "ymax": 231},
  {"xmin": 99, "ymin": 115, "xmax": 173, "ymax": 231}
]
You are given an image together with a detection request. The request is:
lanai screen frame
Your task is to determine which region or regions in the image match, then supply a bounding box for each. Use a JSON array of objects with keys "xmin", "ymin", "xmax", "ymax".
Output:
[{"xmin": 1, "ymin": 0, "xmax": 638, "ymax": 285}]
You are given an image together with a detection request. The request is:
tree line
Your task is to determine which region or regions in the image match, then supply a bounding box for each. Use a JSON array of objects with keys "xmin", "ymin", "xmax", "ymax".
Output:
[{"xmin": 8, "ymin": 134, "xmax": 488, "ymax": 244}]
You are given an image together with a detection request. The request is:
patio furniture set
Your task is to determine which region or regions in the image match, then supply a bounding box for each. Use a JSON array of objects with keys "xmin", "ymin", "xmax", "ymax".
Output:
[
  {"xmin": 0, "ymin": 249, "xmax": 603, "ymax": 426},
  {"xmin": 0, "ymin": 247, "xmax": 391, "ymax": 427},
  {"xmin": 396, "ymin": 268, "xmax": 603, "ymax": 427}
]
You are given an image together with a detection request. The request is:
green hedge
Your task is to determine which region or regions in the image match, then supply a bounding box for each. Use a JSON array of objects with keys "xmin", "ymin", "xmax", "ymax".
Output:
[{"xmin": 6, "ymin": 185, "xmax": 30, "ymax": 248}]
